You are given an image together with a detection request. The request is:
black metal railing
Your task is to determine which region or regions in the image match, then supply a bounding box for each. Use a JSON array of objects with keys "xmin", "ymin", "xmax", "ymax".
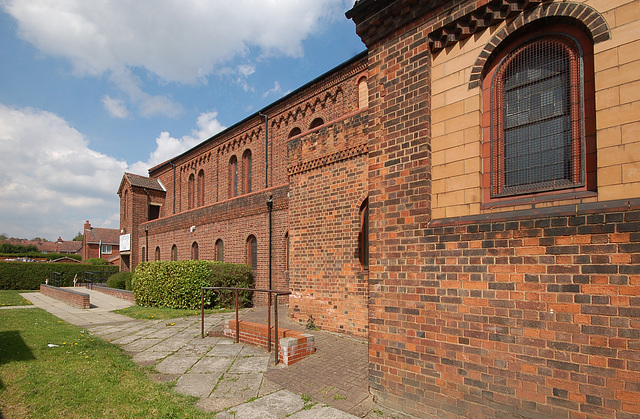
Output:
[
  {"xmin": 200, "ymin": 287, "xmax": 291, "ymax": 365},
  {"xmin": 47, "ymin": 271, "xmax": 61, "ymax": 287}
]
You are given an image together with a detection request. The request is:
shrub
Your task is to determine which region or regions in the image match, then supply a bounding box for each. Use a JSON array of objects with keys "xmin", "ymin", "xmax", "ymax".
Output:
[
  {"xmin": 0, "ymin": 252, "xmax": 81, "ymax": 262},
  {"xmin": 0, "ymin": 262, "xmax": 119, "ymax": 290},
  {"xmin": 85, "ymin": 258, "xmax": 110, "ymax": 266},
  {"xmin": 107, "ymin": 272, "xmax": 132, "ymax": 290},
  {"xmin": 132, "ymin": 261, "xmax": 253, "ymax": 310}
]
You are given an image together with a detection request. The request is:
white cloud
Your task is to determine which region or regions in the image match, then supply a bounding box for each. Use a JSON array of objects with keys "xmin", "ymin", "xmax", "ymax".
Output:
[
  {"xmin": 0, "ymin": 103, "xmax": 226, "ymax": 239},
  {"xmin": 102, "ymin": 95, "xmax": 130, "ymax": 118},
  {"xmin": 263, "ymin": 81, "xmax": 283, "ymax": 99},
  {"xmin": 0, "ymin": 103, "xmax": 127, "ymax": 240},
  {"xmin": 3, "ymin": 0, "xmax": 351, "ymax": 115},
  {"xmin": 128, "ymin": 110, "xmax": 226, "ymax": 175}
]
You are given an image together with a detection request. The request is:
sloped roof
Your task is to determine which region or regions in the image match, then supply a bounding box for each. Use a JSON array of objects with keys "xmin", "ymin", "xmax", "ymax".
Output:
[
  {"xmin": 123, "ymin": 173, "xmax": 165, "ymax": 191},
  {"xmin": 57, "ymin": 241, "xmax": 82, "ymax": 253},
  {"xmin": 84, "ymin": 227, "xmax": 120, "ymax": 245}
]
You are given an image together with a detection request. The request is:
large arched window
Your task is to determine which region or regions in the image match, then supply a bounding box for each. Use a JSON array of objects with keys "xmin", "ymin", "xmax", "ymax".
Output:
[
  {"xmin": 191, "ymin": 242, "xmax": 199, "ymax": 260},
  {"xmin": 485, "ymin": 28, "xmax": 592, "ymax": 198},
  {"xmin": 197, "ymin": 169, "xmax": 205, "ymax": 207},
  {"xmin": 188, "ymin": 173, "xmax": 195, "ymax": 209},
  {"xmin": 141, "ymin": 247, "xmax": 146, "ymax": 263},
  {"xmin": 285, "ymin": 232, "xmax": 289, "ymax": 271},
  {"xmin": 215, "ymin": 239, "xmax": 224, "ymax": 262},
  {"xmin": 247, "ymin": 235, "xmax": 257, "ymax": 270},
  {"xmin": 242, "ymin": 149, "xmax": 252, "ymax": 194},
  {"xmin": 229, "ymin": 156, "xmax": 238, "ymax": 198},
  {"xmin": 155, "ymin": 246, "xmax": 160, "ymax": 261},
  {"xmin": 171, "ymin": 244, "xmax": 178, "ymax": 261},
  {"xmin": 358, "ymin": 198, "xmax": 369, "ymax": 271}
]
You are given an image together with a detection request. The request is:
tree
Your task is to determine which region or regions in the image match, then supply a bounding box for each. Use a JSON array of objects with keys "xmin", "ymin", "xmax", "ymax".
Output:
[{"xmin": 73, "ymin": 232, "xmax": 83, "ymax": 241}]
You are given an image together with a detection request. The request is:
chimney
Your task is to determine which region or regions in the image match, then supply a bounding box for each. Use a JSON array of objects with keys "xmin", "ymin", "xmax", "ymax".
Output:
[{"xmin": 84, "ymin": 220, "xmax": 91, "ymax": 231}]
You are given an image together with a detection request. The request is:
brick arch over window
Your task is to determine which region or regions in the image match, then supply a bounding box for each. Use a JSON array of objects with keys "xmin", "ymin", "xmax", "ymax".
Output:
[{"xmin": 468, "ymin": 3, "xmax": 610, "ymax": 89}]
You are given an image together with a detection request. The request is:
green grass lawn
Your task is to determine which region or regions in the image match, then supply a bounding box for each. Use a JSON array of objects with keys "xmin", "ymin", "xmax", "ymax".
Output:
[
  {"xmin": 114, "ymin": 305, "xmax": 231, "ymax": 320},
  {"xmin": 0, "ymin": 308, "xmax": 213, "ymax": 418},
  {"xmin": 0, "ymin": 290, "xmax": 36, "ymax": 307}
]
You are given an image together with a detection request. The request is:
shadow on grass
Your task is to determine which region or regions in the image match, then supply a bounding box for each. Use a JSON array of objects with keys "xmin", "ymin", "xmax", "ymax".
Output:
[{"xmin": 0, "ymin": 330, "xmax": 36, "ymax": 391}]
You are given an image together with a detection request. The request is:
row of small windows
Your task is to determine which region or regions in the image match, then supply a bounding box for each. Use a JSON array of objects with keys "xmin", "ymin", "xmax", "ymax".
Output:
[
  {"xmin": 186, "ymin": 149, "xmax": 252, "ymax": 210},
  {"xmin": 142, "ymin": 236, "xmax": 258, "ymax": 268}
]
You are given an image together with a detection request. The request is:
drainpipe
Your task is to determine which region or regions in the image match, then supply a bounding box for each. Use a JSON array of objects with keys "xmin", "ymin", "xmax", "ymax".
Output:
[
  {"xmin": 169, "ymin": 161, "xmax": 176, "ymax": 214},
  {"xmin": 258, "ymin": 111, "xmax": 268, "ymax": 189},
  {"xmin": 145, "ymin": 225, "xmax": 149, "ymax": 262},
  {"xmin": 267, "ymin": 195, "xmax": 273, "ymax": 291}
]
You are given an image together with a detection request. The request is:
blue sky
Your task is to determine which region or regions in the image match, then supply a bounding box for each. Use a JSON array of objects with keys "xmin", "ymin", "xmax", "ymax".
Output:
[{"xmin": 0, "ymin": 0, "xmax": 365, "ymax": 241}]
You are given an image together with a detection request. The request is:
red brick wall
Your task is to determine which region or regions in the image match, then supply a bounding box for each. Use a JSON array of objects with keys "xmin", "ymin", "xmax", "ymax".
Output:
[
  {"xmin": 369, "ymin": 202, "xmax": 640, "ymax": 418},
  {"xmin": 40, "ymin": 284, "xmax": 90, "ymax": 309},
  {"xmin": 288, "ymin": 112, "xmax": 370, "ymax": 336}
]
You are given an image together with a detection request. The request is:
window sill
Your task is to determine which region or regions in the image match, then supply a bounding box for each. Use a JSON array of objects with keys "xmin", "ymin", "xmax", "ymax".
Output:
[{"xmin": 481, "ymin": 190, "xmax": 597, "ymax": 210}]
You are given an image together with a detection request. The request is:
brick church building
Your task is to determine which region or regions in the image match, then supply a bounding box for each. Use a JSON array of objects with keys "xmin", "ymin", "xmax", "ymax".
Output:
[{"xmin": 119, "ymin": 0, "xmax": 640, "ymax": 416}]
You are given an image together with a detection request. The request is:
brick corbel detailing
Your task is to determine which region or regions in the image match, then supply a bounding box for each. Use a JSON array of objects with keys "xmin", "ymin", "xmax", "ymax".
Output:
[
  {"xmin": 40, "ymin": 284, "xmax": 90, "ymax": 309},
  {"xmin": 90, "ymin": 285, "xmax": 135, "ymax": 303},
  {"xmin": 223, "ymin": 320, "xmax": 315, "ymax": 365},
  {"xmin": 369, "ymin": 203, "xmax": 640, "ymax": 418}
]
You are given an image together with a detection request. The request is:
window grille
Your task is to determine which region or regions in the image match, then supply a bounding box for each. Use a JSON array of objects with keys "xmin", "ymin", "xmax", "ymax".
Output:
[{"xmin": 492, "ymin": 36, "xmax": 583, "ymax": 197}]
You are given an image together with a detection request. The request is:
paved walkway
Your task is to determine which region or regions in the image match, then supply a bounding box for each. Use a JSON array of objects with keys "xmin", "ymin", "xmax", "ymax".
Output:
[{"xmin": 19, "ymin": 288, "xmax": 378, "ymax": 418}]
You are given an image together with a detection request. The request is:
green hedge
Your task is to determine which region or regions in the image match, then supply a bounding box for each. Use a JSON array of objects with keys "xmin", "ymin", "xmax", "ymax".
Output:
[
  {"xmin": 0, "ymin": 252, "xmax": 82, "ymax": 262},
  {"xmin": 132, "ymin": 261, "xmax": 253, "ymax": 310},
  {"xmin": 107, "ymin": 272, "xmax": 133, "ymax": 290},
  {"xmin": 0, "ymin": 262, "xmax": 119, "ymax": 290}
]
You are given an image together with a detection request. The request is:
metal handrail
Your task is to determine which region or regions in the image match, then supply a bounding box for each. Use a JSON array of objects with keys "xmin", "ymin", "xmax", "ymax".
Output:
[{"xmin": 200, "ymin": 287, "xmax": 292, "ymax": 365}]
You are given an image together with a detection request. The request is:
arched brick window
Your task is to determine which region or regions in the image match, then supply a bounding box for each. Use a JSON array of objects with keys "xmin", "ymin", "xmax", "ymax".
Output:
[
  {"xmin": 285, "ymin": 231, "xmax": 289, "ymax": 271},
  {"xmin": 171, "ymin": 244, "xmax": 178, "ymax": 261},
  {"xmin": 247, "ymin": 235, "xmax": 257, "ymax": 270},
  {"xmin": 358, "ymin": 76, "xmax": 368, "ymax": 109},
  {"xmin": 288, "ymin": 127, "xmax": 301, "ymax": 138},
  {"xmin": 197, "ymin": 169, "xmax": 205, "ymax": 207},
  {"xmin": 309, "ymin": 118, "xmax": 324, "ymax": 129},
  {"xmin": 191, "ymin": 242, "xmax": 199, "ymax": 260},
  {"xmin": 242, "ymin": 149, "xmax": 252, "ymax": 194},
  {"xmin": 483, "ymin": 25, "xmax": 595, "ymax": 200},
  {"xmin": 229, "ymin": 156, "xmax": 238, "ymax": 198},
  {"xmin": 123, "ymin": 190, "xmax": 128, "ymax": 220},
  {"xmin": 155, "ymin": 246, "xmax": 160, "ymax": 261},
  {"xmin": 215, "ymin": 239, "xmax": 224, "ymax": 262},
  {"xmin": 188, "ymin": 173, "xmax": 195, "ymax": 209},
  {"xmin": 358, "ymin": 198, "xmax": 369, "ymax": 271},
  {"xmin": 141, "ymin": 247, "xmax": 146, "ymax": 263}
]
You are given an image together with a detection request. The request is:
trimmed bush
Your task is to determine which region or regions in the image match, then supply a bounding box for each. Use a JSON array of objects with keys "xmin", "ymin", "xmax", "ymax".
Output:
[
  {"xmin": 107, "ymin": 272, "xmax": 132, "ymax": 290},
  {"xmin": 85, "ymin": 258, "xmax": 110, "ymax": 266},
  {"xmin": 0, "ymin": 252, "xmax": 81, "ymax": 262},
  {"xmin": 0, "ymin": 262, "xmax": 118, "ymax": 290},
  {"xmin": 132, "ymin": 261, "xmax": 253, "ymax": 310}
]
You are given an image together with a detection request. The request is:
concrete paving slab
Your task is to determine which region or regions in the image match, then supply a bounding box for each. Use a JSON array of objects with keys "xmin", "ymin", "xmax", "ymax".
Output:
[
  {"xmin": 229, "ymin": 354, "xmax": 270, "ymax": 374},
  {"xmin": 258, "ymin": 377, "xmax": 284, "ymax": 397},
  {"xmin": 290, "ymin": 404, "xmax": 361, "ymax": 419},
  {"xmin": 131, "ymin": 349, "xmax": 172, "ymax": 366},
  {"xmin": 175, "ymin": 372, "xmax": 221, "ymax": 397},
  {"xmin": 210, "ymin": 372, "xmax": 263, "ymax": 407},
  {"xmin": 206, "ymin": 342, "xmax": 244, "ymax": 356},
  {"xmin": 214, "ymin": 389, "xmax": 305, "ymax": 419},
  {"xmin": 122, "ymin": 337, "xmax": 163, "ymax": 352},
  {"xmin": 155, "ymin": 355, "xmax": 200, "ymax": 374},
  {"xmin": 189, "ymin": 356, "xmax": 235, "ymax": 373}
]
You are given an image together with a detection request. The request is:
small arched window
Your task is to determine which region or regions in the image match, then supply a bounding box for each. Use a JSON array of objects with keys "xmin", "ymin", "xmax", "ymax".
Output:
[
  {"xmin": 171, "ymin": 244, "xmax": 178, "ymax": 261},
  {"xmin": 188, "ymin": 173, "xmax": 195, "ymax": 210},
  {"xmin": 242, "ymin": 149, "xmax": 252, "ymax": 194},
  {"xmin": 288, "ymin": 127, "xmax": 301, "ymax": 138},
  {"xmin": 229, "ymin": 156, "xmax": 238, "ymax": 198},
  {"xmin": 155, "ymin": 246, "xmax": 160, "ymax": 261},
  {"xmin": 215, "ymin": 239, "xmax": 224, "ymax": 262},
  {"xmin": 309, "ymin": 118, "xmax": 324, "ymax": 129},
  {"xmin": 123, "ymin": 190, "xmax": 128, "ymax": 220},
  {"xmin": 358, "ymin": 76, "xmax": 368, "ymax": 109},
  {"xmin": 141, "ymin": 247, "xmax": 146, "ymax": 263},
  {"xmin": 197, "ymin": 169, "xmax": 205, "ymax": 207},
  {"xmin": 358, "ymin": 198, "xmax": 369, "ymax": 271},
  {"xmin": 247, "ymin": 235, "xmax": 257, "ymax": 270},
  {"xmin": 285, "ymin": 231, "xmax": 289, "ymax": 271},
  {"xmin": 191, "ymin": 242, "xmax": 199, "ymax": 260}
]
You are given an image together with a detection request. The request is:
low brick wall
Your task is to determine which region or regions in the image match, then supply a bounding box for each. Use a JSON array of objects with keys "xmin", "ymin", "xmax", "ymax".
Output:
[
  {"xmin": 40, "ymin": 284, "xmax": 90, "ymax": 309},
  {"xmin": 223, "ymin": 320, "xmax": 315, "ymax": 365},
  {"xmin": 90, "ymin": 285, "xmax": 135, "ymax": 302}
]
